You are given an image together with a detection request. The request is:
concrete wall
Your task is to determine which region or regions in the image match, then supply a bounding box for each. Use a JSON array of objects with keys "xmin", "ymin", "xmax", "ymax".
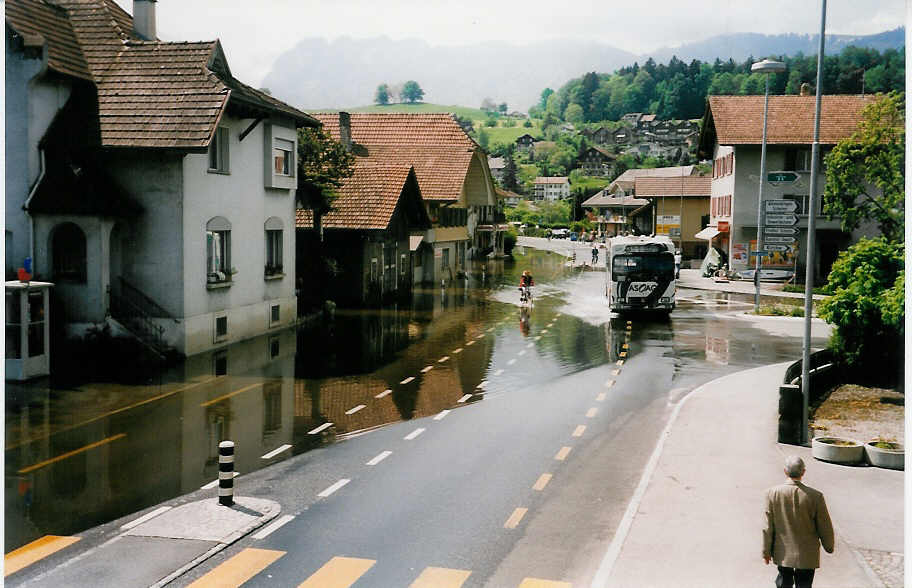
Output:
[
  {"xmin": 5, "ymin": 32, "xmax": 71, "ymax": 275},
  {"xmin": 180, "ymin": 114, "xmax": 298, "ymax": 355}
]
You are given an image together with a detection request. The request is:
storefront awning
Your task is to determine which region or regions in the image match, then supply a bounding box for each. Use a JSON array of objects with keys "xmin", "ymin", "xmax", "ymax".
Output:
[
  {"xmin": 409, "ymin": 235, "xmax": 424, "ymax": 251},
  {"xmin": 694, "ymin": 226, "xmax": 720, "ymax": 240}
]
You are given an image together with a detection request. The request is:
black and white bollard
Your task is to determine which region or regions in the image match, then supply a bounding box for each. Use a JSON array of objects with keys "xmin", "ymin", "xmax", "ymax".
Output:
[{"xmin": 218, "ymin": 440, "xmax": 235, "ymax": 506}]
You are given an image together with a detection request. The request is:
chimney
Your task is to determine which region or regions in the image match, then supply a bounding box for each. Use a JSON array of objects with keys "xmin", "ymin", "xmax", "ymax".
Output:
[
  {"xmin": 133, "ymin": 0, "xmax": 157, "ymax": 40},
  {"xmin": 338, "ymin": 112, "xmax": 352, "ymax": 152}
]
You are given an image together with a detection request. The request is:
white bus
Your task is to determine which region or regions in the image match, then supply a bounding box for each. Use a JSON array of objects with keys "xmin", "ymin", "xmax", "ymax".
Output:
[{"xmin": 605, "ymin": 235, "xmax": 676, "ymax": 314}]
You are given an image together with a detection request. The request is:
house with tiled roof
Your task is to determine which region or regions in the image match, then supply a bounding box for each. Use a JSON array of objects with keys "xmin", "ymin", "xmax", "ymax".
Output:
[
  {"xmin": 295, "ymin": 157, "xmax": 430, "ymax": 305},
  {"xmin": 579, "ymin": 146, "xmax": 616, "ymax": 177},
  {"xmin": 6, "ymin": 0, "xmax": 318, "ymax": 356},
  {"xmin": 311, "ymin": 112, "xmax": 502, "ymax": 284},
  {"xmin": 698, "ymin": 94, "xmax": 875, "ymax": 277},
  {"xmin": 633, "ymin": 176, "xmax": 711, "ymax": 262},
  {"xmin": 580, "ymin": 192, "xmax": 651, "ymax": 237}
]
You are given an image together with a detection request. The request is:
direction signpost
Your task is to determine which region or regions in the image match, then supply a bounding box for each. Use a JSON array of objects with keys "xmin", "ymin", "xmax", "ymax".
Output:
[
  {"xmin": 767, "ymin": 171, "xmax": 800, "ymax": 184},
  {"xmin": 765, "ymin": 235, "xmax": 797, "ymax": 244},
  {"xmin": 764, "ymin": 199, "xmax": 798, "ymax": 213},
  {"xmin": 765, "ymin": 213, "xmax": 799, "ymax": 226},
  {"xmin": 764, "ymin": 226, "xmax": 798, "ymax": 236}
]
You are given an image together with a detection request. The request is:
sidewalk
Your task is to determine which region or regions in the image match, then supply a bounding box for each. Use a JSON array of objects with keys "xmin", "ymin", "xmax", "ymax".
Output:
[{"xmin": 598, "ymin": 362, "xmax": 904, "ymax": 588}]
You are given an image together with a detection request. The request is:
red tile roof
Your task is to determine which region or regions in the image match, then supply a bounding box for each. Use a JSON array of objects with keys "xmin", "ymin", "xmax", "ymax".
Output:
[
  {"xmin": 634, "ymin": 176, "xmax": 711, "ymax": 197},
  {"xmin": 312, "ymin": 113, "xmax": 482, "ymax": 202},
  {"xmin": 610, "ymin": 165, "xmax": 696, "ymax": 191},
  {"xmin": 707, "ymin": 95, "xmax": 874, "ymax": 145},
  {"xmin": 296, "ymin": 163, "xmax": 416, "ymax": 230},
  {"xmin": 10, "ymin": 0, "xmax": 315, "ymax": 149}
]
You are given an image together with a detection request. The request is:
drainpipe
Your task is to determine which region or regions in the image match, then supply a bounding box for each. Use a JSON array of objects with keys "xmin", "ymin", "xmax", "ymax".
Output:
[{"xmin": 23, "ymin": 148, "xmax": 46, "ymax": 265}]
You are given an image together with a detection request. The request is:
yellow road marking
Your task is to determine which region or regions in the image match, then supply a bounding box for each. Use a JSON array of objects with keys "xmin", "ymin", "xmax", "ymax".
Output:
[
  {"xmin": 4, "ymin": 535, "xmax": 81, "ymax": 576},
  {"xmin": 596, "ymin": 392, "xmax": 607, "ymax": 402},
  {"xmin": 519, "ymin": 578, "xmax": 572, "ymax": 587},
  {"xmin": 504, "ymin": 507, "xmax": 528, "ymax": 529},
  {"xmin": 188, "ymin": 548, "xmax": 284, "ymax": 587},
  {"xmin": 299, "ymin": 556, "xmax": 376, "ymax": 588},
  {"xmin": 619, "ymin": 351, "xmax": 627, "ymax": 358},
  {"xmin": 554, "ymin": 446, "xmax": 572, "ymax": 461},
  {"xmin": 586, "ymin": 408, "xmax": 598, "ymax": 418},
  {"xmin": 572, "ymin": 425, "xmax": 586, "ymax": 437},
  {"xmin": 622, "ymin": 343, "xmax": 629, "ymax": 349},
  {"xmin": 18, "ymin": 434, "xmax": 126, "ymax": 474},
  {"xmin": 7, "ymin": 376, "xmax": 221, "ymax": 451},
  {"xmin": 409, "ymin": 566, "xmax": 472, "ymax": 587},
  {"xmin": 533, "ymin": 473, "xmax": 553, "ymax": 491},
  {"xmin": 200, "ymin": 382, "xmax": 265, "ymax": 407}
]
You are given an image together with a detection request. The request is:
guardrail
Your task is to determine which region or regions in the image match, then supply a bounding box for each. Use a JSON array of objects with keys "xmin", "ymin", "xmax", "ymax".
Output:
[{"xmin": 778, "ymin": 349, "xmax": 839, "ymax": 445}]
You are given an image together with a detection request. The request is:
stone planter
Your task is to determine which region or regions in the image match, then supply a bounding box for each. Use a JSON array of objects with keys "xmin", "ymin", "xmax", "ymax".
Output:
[
  {"xmin": 864, "ymin": 441, "xmax": 904, "ymax": 470},
  {"xmin": 811, "ymin": 436, "xmax": 864, "ymax": 465}
]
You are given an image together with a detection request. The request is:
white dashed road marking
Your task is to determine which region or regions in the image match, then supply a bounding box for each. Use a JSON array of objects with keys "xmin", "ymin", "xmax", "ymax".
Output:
[
  {"xmin": 366, "ymin": 451, "xmax": 392, "ymax": 466},
  {"xmin": 318, "ymin": 479, "xmax": 350, "ymax": 498},
  {"xmin": 308, "ymin": 422, "xmax": 333, "ymax": 435},
  {"xmin": 375, "ymin": 389, "xmax": 392, "ymax": 399},
  {"xmin": 345, "ymin": 405, "xmax": 366, "ymax": 415},
  {"xmin": 261, "ymin": 444, "xmax": 292, "ymax": 459},
  {"xmin": 404, "ymin": 428, "xmax": 426, "ymax": 441}
]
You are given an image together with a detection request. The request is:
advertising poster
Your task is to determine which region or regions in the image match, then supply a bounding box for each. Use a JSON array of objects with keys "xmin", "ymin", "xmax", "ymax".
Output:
[
  {"xmin": 750, "ymin": 239, "xmax": 799, "ymax": 268},
  {"xmin": 655, "ymin": 215, "xmax": 680, "ymax": 238},
  {"xmin": 731, "ymin": 243, "xmax": 749, "ymax": 267}
]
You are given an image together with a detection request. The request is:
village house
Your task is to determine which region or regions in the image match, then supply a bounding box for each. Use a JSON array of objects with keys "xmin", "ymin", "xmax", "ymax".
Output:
[
  {"xmin": 698, "ymin": 95, "xmax": 876, "ymax": 278},
  {"xmin": 496, "ymin": 187, "xmax": 523, "ymax": 207},
  {"xmin": 580, "ymin": 192, "xmax": 651, "ymax": 237},
  {"xmin": 515, "ymin": 133, "xmax": 537, "ymax": 151},
  {"xmin": 532, "ymin": 177, "xmax": 570, "ymax": 201},
  {"xmin": 579, "ymin": 146, "xmax": 616, "ymax": 176},
  {"xmin": 312, "ymin": 113, "xmax": 502, "ymax": 285},
  {"xmin": 6, "ymin": 0, "xmax": 316, "ymax": 356},
  {"xmin": 581, "ymin": 126, "xmax": 615, "ymax": 145},
  {"xmin": 295, "ymin": 157, "xmax": 430, "ymax": 306},
  {"xmin": 487, "ymin": 156, "xmax": 506, "ymax": 184},
  {"xmin": 633, "ymin": 176, "xmax": 711, "ymax": 262}
]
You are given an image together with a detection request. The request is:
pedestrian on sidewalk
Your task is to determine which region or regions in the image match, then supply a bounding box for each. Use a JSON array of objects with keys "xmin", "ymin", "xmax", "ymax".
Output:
[
  {"xmin": 591, "ymin": 245, "xmax": 599, "ymax": 265},
  {"xmin": 762, "ymin": 456, "xmax": 835, "ymax": 588}
]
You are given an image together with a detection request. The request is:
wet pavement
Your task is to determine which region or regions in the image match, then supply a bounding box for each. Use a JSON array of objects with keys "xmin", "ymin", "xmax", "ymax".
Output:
[{"xmin": 4, "ymin": 244, "xmax": 831, "ymax": 558}]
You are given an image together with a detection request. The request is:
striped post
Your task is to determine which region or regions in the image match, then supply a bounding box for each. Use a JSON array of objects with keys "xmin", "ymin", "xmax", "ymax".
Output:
[{"xmin": 218, "ymin": 440, "xmax": 235, "ymax": 506}]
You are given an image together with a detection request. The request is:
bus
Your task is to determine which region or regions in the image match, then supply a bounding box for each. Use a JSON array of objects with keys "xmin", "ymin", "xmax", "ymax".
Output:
[{"xmin": 605, "ymin": 235, "xmax": 676, "ymax": 314}]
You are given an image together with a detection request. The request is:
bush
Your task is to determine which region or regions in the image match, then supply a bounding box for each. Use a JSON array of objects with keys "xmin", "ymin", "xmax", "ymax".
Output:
[
  {"xmin": 818, "ymin": 237, "xmax": 904, "ymax": 387},
  {"xmin": 523, "ymin": 119, "xmax": 533, "ymax": 128}
]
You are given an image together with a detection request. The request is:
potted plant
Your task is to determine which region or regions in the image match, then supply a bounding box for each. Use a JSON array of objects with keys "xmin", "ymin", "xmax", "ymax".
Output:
[
  {"xmin": 864, "ymin": 438, "xmax": 904, "ymax": 470},
  {"xmin": 811, "ymin": 436, "xmax": 864, "ymax": 465}
]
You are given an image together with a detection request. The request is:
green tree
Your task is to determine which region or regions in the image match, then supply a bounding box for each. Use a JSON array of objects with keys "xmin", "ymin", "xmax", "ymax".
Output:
[
  {"xmin": 818, "ymin": 237, "xmax": 904, "ymax": 385},
  {"xmin": 400, "ymin": 80, "xmax": 425, "ymax": 103},
  {"xmin": 297, "ymin": 126, "xmax": 356, "ymax": 241},
  {"xmin": 539, "ymin": 88, "xmax": 555, "ymax": 110},
  {"xmin": 498, "ymin": 102, "xmax": 508, "ymax": 114},
  {"xmin": 502, "ymin": 151, "xmax": 519, "ymax": 192},
  {"xmin": 374, "ymin": 84, "xmax": 390, "ymax": 105},
  {"xmin": 476, "ymin": 127, "xmax": 490, "ymax": 150},
  {"xmin": 823, "ymin": 91, "xmax": 904, "ymax": 242},
  {"xmin": 564, "ymin": 103, "xmax": 584, "ymax": 124}
]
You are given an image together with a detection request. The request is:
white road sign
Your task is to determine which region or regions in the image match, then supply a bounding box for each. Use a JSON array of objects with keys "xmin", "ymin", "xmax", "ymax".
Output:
[
  {"xmin": 765, "ymin": 213, "xmax": 798, "ymax": 226},
  {"xmin": 764, "ymin": 236, "xmax": 798, "ymax": 244},
  {"xmin": 764, "ymin": 200, "xmax": 798, "ymax": 213},
  {"xmin": 766, "ymin": 245, "xmax": 793, "ymax": 253},
  {"xmin": 764, "ymin": 227, "xmax": 798, "ymax": 236}
]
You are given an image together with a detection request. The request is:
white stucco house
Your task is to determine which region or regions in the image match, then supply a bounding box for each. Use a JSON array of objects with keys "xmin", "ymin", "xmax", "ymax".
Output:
[
  {"xmin": 532, "ymin": 177, "xmax": 570, "ymax": 201},
  {"xmin": 6, "ymin": 0, "xmax": 319, "ymax": 356}
]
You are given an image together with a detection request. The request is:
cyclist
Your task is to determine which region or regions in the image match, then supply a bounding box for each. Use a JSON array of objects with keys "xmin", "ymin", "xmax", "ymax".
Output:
[{"xmin": 519, "ymin": 270, "xmax": 534, "ymax": 304}]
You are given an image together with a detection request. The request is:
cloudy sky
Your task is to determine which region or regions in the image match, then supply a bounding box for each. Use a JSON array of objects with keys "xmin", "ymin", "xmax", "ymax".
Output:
[{"xmin": 114, "ymin": 0, "xmax": 906, "ymax": 86}]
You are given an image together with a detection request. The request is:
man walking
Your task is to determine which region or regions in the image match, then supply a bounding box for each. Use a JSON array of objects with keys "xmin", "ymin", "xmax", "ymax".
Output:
[{"xmin": 763, "ymin": 456, "xmax": 835, "ymax": 588}]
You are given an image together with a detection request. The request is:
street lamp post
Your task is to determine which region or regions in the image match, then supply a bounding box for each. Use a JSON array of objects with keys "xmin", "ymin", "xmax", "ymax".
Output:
[{"xmin": 750, "ymin": 58, "xmax": 787, "ymax": 312}]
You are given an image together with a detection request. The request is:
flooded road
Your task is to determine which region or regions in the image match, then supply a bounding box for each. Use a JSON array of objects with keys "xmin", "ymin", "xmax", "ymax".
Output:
[{"xmin": 4, "ymin": 245, "xmax": 830, "ymax": 552}]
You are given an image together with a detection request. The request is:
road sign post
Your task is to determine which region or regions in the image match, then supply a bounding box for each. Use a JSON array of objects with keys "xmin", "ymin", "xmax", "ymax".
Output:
[{"xmin": 767, "ymin": 171, "xmax": 800, "ymax": 184}]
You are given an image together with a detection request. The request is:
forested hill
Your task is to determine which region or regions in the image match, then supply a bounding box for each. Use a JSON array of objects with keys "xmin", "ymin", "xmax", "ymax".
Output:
[
  {"xmin": 537, "ymin": 45, "xmax": 905, "ymax": 124},
  {"xmin": 646, "ymin": 28, "xmax": 905, "ymax": 64}
]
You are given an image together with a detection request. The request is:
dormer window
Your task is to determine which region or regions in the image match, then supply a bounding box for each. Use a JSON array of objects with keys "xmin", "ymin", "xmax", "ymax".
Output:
[{"xmin": 208, "ymin": 126, "xmax": 230, "ymax": 174}]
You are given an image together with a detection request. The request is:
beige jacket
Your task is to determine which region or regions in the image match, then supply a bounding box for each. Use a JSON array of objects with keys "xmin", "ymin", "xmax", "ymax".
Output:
[{"xmin": 763, "ymin": 479, "xmax": 835, "ymax": 569}]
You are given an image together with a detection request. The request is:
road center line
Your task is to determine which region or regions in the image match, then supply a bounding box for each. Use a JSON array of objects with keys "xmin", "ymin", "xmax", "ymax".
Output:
[
  {"xmin": 317, "ymin": 478, "xmax": 350, "ymax": 498},
  {"xmin": 466, "ymin": 340, "xmax": 476, "ymax": 346},
  {"xmin": 308, "ymin": 422, "xmax": 334, "ymax": 435},
  {"xmin": 199, "ymin": 381, "xmax": 265, "ymax": 407},
  {"xmin": 586, "ymin": 408, "xmax": 599, "ymax": 418},
  {"xmin": 404, "ymin": 428, "xmax": 426, "ymax": 440},
  {"xmin": 366, "ymin": 451, "xmax": 392, "ymax": 466},
  {"xmin": 507, "ymin": 359, "xmax": 517, "ymax": 365},
  {"xmin": 476, "ymin": 380, "xmax": 488, "ymax": 389},
  {"xmin": 375, "ymin": 389, "xmax": 392, "ymax": 399},
  {"xmin": 438, "ymin": 356, "xmax": 450, "ymax": 363},
  {"xmin": 345, "ymin": 405, "xmax": 366, "ymax": 415},
  {"xmin": 526, "ymin": 342, "xmax": 534, "ymax": 348},
  {"xmin": 554, "ymin": 446, "xmax": 572, "ymax": 461},
  {"xmin": 504, "ymin": 507, "xmax": 528, "ymax": 529},
  {"xmin": 596, "ymin": 392, "xmax": 607, "ymax": 402},
  {"xmin": 251, "ymin": 514, "xmax": 295, "ymax": 540},
  {"xmin": 494, "ymin": 369, "xmax": 504, "ymax": 376},
  {"xmin": 611, "ymin": 369, "xmax": 621, "ymax": 376},
  {"xmin": 616, "ymin": 360, "xmax": 625, "ymax": 366},
  {"xmin": 457, "ymin": 394, "xmax": 472, "ymax": 403},
  {"xmin": 572, "ymin": 425, "xmax": 586, "ymax": 437},
  {"xmin": 518, "ymin": 350, "xmax": 527, "ymax": 356},
  {"xmin": 261, "ymin": 444, "xmax": 292, "ymax": 459},
  {"xmin": 453, "ymin": 348, "xmax": 463, "ymax": 354},
  {"xmin": 400, "ymin": 376, "xmax": 415, "ymax": 385},
  {"xmin": 201, "ymin": 472, "xmax": 238, "ymax": 490},
  {"xmin": 121, "ymin": 506, "xmax": 172, "ymax": 530},
  {"xmin": 421, "ymin": 365, "xmax": 434, "ymax": 373},
  {"xmin": 604, "ymin": 379, "xmax": 615, "ymax": 388},
  {"xmin": 433, "ymin": 410, "xmax": 451, "ymax": 421},
  {"xmin": 18, "ymin": 433, "xmax": 127, "ymax": 474},
  {"xmin": 532, "ymin": 473, "xmax": 553, "ymax": 491}
]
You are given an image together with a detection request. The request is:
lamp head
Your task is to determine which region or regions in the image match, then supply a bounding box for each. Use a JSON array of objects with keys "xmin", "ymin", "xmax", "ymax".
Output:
[{"xmin": 751, "ymin": 59, "xmax": 787, "ymax": 74}]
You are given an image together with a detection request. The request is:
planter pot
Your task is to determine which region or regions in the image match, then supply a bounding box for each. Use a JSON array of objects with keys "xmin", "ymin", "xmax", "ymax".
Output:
[
  {"xmin": 811, "ymin": 436, "xmax": 864, "ymax": 465},
  {"xmin": 864, "ymin": 441, "xmax": 904, "ymax": 470}
]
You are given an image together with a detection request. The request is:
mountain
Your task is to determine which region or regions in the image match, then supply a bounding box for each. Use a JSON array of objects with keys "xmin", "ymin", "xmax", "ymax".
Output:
[
  {"xmin": 261, "ymin": 29, "xmax": 904, "ymax": 114},
  {"xmin": 260, "ymin": 37, "xmax": 637, "ymax": 113},
  {"xmin": 644, "ymin": 27, "xmax": 905, "ymax": 64}
]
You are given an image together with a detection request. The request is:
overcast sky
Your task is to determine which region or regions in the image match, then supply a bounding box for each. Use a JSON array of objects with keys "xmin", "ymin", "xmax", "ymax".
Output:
[{"xmin": 114, "ymin": 1, "xmax": 906, "ymax": 86}]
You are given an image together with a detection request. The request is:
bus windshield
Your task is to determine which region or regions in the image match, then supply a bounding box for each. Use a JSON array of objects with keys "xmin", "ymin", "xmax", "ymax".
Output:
[{"xmin": 612, "ymin": 254, "xmax": 674, "ymax": 276}]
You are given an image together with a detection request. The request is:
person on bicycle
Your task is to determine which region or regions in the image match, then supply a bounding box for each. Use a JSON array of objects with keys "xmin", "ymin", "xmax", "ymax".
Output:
[{"xmin": 519, "ymin": 270, "xmax": 534, "ymax": 303}]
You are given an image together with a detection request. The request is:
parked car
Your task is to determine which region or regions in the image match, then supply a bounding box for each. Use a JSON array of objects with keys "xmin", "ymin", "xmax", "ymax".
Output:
[{"xmin": 551, "ymin": 228, "xmax": 570, "ymax": 239}]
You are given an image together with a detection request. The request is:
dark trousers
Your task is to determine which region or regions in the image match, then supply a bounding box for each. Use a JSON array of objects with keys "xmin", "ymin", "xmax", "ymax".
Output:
[{"xmin": 776, "ymin": 566, "xmax": 815, "ymax": 588}]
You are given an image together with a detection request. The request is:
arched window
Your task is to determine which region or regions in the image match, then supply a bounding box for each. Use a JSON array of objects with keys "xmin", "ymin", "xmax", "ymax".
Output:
[
  {"xmin": 52, "ymin": 223, "xmax": 87, "ymax": 283},
  {"xmin": 264, "ymin": 217, "xmax": 283, "ymax": 276},
  {"xmin": 206, "ymin": 217, "xmax": 231, "ymax": 283}
]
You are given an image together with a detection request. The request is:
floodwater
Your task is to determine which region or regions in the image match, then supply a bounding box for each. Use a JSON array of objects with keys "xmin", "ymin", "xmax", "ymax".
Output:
[{"xmin": 4, "ymin": 246, "xmax": 829, "ymax": 551}]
